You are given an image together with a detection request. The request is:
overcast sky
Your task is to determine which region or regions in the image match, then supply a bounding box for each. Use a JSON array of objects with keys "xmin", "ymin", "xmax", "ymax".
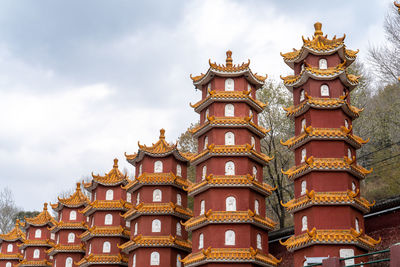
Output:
[{"xmin": 0, "ymin": 0, "xmax": 394, "ymax": 211}]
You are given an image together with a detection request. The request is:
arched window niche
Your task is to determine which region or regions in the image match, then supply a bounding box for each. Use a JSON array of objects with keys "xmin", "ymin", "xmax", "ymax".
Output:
[
  {"xmin": 225, "ymin": 196, "xmax": 236, "ymax": 211},
  {"xmin": 225, "ymin": 78, "xmax": 234, "ymax": 91}
]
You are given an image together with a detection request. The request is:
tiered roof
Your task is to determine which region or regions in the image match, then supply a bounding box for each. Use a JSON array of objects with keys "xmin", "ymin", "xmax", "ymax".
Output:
[
  {"xmin": 76, "ymin": 254, "xmax": 128, "ymax": 267},
  {"xmin": 118, "ymin": 235, "xmax": 191, "ymax": 253},
  {"xmin": 122, "ymin": 202, "xmax": 193, "ymax": 221},
  {"xmin": 280, "ymin": 22, "xmax": 359, "ymax": 69},
  {"xmin": 17, "ymin": 259, "xmax": 52, "ymax": 267},
  {"xmin": 79, "ymin": 226, "xmax": 130, "ymax": 242},
  {"xmin": 83, "ymin": 159, "xmax": 129, "ymax": 192},
  {"xmin": 279, "ymin": 228, "xmax": 381, "ymax": 252},
  {"xmin": 49, "ymin": 221, "xmax": 87, "ymax": 233},
  {"xmin": 186, "ymin": 174, "xmax": 275, "ymax": 196},
  {"xmin": 122, "ymin": 172, "xmax": 190, "ymax": 192},
  {"xmin": 190, "ymin": 144, "xmax": 273, "ymax": 165},
  {"xmin": 80, "ymin": 199, "xmax": 132, "ymax": 216},
  {"xmin": 282, "ymin": 156, "xmax": 372, "ymax": 180},
  {"xmin": 190, "ymin": 116, "xmax": 269, "ymax": 138},
  {"xmin": 18, "ymin": 239, "xmax": 55, "ymax": 250},
  {"xmin": 283, "ymin": 93, "xmax": 362, "ymax": 119},
  {"xmin": 51, "ymin": 183, "xmax": 89, "ymax": 211},
  {"xmin": 24, "ymin": 203, "xmax": 57, "ymax": 228},
  {"xmin": 181, "ymin": 247, "xmax": 281, "ymax": 267},
  {"xmin": 0, "ymin": 220, "xmax": 26, "ymax": 242},
  {"xmin": 182, "ymin": 210, "xmax": 276, "ymax": 231},
  {"xmin": 280, "ymin": 61, "xmax": 359, "ymax": 91},
  {"xmin": 125, "ymin": 129, "xmax": 192, "ymax": 165},
  {"xmin": 190, "ymin": 50, "xmax": 267, "ymax": 89},
  {"xmin": 190, "ymin": 90, "xmax": 267, "ymax": 113},
  {"xmin": 281, "ymin": 189, "xmax": 374, "ymax": 213},
  {"xmin": 47, "ymin": 244, "xmax": 85, "ymax": 256},
  {"xmin": 280, "ymin": 125, "xmax": 369, "ymax": 150}
]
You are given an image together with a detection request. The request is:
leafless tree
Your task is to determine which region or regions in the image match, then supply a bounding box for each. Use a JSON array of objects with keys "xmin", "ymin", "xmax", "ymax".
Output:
[{"xmin": 0, "ymin": 188, "xmax": 19, "ymax": 234}]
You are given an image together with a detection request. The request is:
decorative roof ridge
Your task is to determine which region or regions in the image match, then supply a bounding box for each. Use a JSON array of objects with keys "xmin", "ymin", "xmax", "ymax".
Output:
[
  {"xmin": 122, "ymin": 172, "xmax": 190, "ymax": 191},
  {"xmin": 79, "ymin": 225, "xmax": 130, "ymax": 239},
  {"xmin": 75, "ymin": 253, "xmax": 128, "ymax": 266},
  {"xmin": 190, "ymin": 143, "xmax": 273, "ymax": 164},
  {"xmin": 0, "ymin": 253, "xmax": 23, "ymax": 259},
  {"xmin": 189, "ymin": 89, "xmax": 267, "ymax": 111},
  {"xmin": 121, "ymin": 201, "xmax": 193, "ymax": 220},
  {"xmin": 281, "ymin": 156, "xmax": 373, "ymax": 180},
  {"xmin": 280, "ymin": 125, "xmax": 369, "ymax": 149},
  {"xmin": 46, "ymin": 243, "xmax": 85, "ymax": 254},
  {"xmin": 118, "ymin": 234, "xmax": 192, "ymax": 252},
  {"xmin": 85, "ymin": 159, "xmax": 128, "ymax": 190},
  {"xmin": 19, "ymin": 239, "xmax": 55, "ymax": 248},
  {"xmin": 181, "ymin": 209, "xmax": 276, "ymax": 231},
  {"xmin": 279, "ymin": 227, "xmax": 381, "ymax": 252},
  {"xmin": 281, "ymin": 189, "xmax": 375, "ymax": 213},
  {"xmin": 181, "ymin": 246, "xmax": 281, "ymax": 266},
  {"xmin": 0, "ymin": 219, "xmax": 26, "ymax": 241},
  {"xmin": 185, "ymin": 174, "xmax": 276, "ymax": 195},
  {"xmin": 283, "ymin": 92, "xmax": 363, "ymax": 119},
  {"xmin": 51, "ymin": 183, "xmax": 89, "ymax": 210},
  {"xmin": 16, "ymin": 259, "xmax": 52, "ymax": 267},
  {"xmin": 137, "ymin": 129, "xmax": 177, "ymax": 154},
  {"xmin": 25, "ymin": 203, "xmax": 57, "ymax": 228},
  {"xmin": 49, "ymin": 221, "xmax": 88, "ymax": 231}
]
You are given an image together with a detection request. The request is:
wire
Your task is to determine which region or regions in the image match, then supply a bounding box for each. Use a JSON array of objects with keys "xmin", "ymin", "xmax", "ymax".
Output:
[
  {"xmin": 364, "ymin": 153, "xmax": 400, "ymax": 167},
  {"xmin": 358, "ymin": 140, "xmax": 400, "ymax": 159}
]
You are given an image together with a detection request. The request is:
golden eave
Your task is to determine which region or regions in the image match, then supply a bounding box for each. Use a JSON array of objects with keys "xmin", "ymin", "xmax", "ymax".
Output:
[
  {"xmin": 49, "ymin": 221, "xmax": 88, "ymax": 233},
  {"xmin": 280, "ymin": 62, "xmax": 359, "ymax": 91},
  {"xmin": 281, "ymin": 189, "xmax": 375, "ymax": 213},
  {"xmin": 190, "ymin": 51, "xmax": 267, "ymax": 89},
  {"xmin": 279, "ymin": 228, "xmax": 381, "ymax": 252},
  {"xmin": 280, "ymin": 125, "xmax": 369, "ymax": 150},
  {"xmin": 182, "ymin": 210, "xmax": 276, "ymax": 231},
  {"xmin": 51, "ymin": 183, "xmax": 89, "ymax": 211},
  {"xmin": 283, "ymin": 93, "xmax": 363, "ymax": 119},
  {"xmin": 80, "ymin": 199, "xmax": 131, "ymax": 215},
  {"xmin": 47, "ymin": 244, "xmax": 85, "ymax": 255},
  {"xmin": 122, "ymin": 172, "xmax": 190, "ymax": 192},
  {"xmin": 190, "ymin": 144, "xmax": 273, "ymax": 166},
  {"xmin": 181, "ymin": 247, "xmax": 281, "ymax": 267},
  {"xmin": 0, "ymin": 253, "xmax": 23, "ymax": 260},
  {"xmin": 25, "ymin": 203, "xmax": 57, "ymax": 228},
  {"xmin": 0, "ymin": 220, "xmax": 26, "ymax": 242},
  {"xmin": 75, "ymin": 253, "xmax": 128, "ymax": 266},
  {"xmin": 16, "ymin": 260, "xmax": 52, "ymax": 267},
  {"xmin": 137, "ymin": 129, "xmax": 177, "ymax": 154},
  {"xmin": 118, "ymin": 235, "xmax": 191, "ymax": 253},
  {"xmin": 19, "ymin": 239, "xmax": 55, "ymax": 249},
  {"xmin": 84, "ymin": 159, "xmax": 128, "ymax": 191},
  {"xmin": 190, "ymin": 116, "xmax": 269, "ymax": 138},
  {"xmin": 282, "ymin": 156, "xmax": 373, "ymax": 180},
  {"xmin": 79, "ymin": 226, "xmax": 130, "ymax": 241},
  {"xmin": 190, "ymin": 90, "xmax": 267, "ymax": 113},
  {"xmin": 122, "ymin": 202, "xmax": 193, "ymax": 221},
  {"xmin": 186, "ymin": 174, "xmax": 275, "ymax": 197}
]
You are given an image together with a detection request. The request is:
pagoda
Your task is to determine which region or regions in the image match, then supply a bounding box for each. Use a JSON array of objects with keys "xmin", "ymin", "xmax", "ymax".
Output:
[
  {"xmin": 122, "ymin": 129, "xmax": 193, "ymax": 267},
  {"xmin": 0, "ymin": 220, "xmax": 25, "ymax": 267},
  {"xmin": 48, "ymin": 182, "xmax": 89, "ymax": 267},
  {"xmin": 17, "ymin": 203, "xmax": 56, "ymax": 267},
  {"xmin": 279, "ymin": 23, "xmax": 380, "ymax": 266},
  {"xmin": 181, "ymin": 51, "xmax": 281, "ymax": 267},
  {"xmin": 77, "ymin": 159, "xmax": 130, "ymax": 267}
]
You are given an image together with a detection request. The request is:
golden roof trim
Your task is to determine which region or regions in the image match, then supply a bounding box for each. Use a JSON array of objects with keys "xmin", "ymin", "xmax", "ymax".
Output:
[
  {"xmin": 190, "ymin": 143, "xmax": 273, "ymax": 164},
  {"xmin": 122, "ymin": 172, "xmax": 190, "ymax": 191},
  {"xmin": 181, "ymin": 247, "xmax": 281, "ymax": 266},
  {"xmin": 282, "ymin": 156, "xmax": 373, "ymax": 180},
  {"xmin": 190, "ymin": 90, "xmax": 267, "ymax": 111},
  {"xmin": 186, "ymin": 174, "xmax": 275, "ymax": 196},
  {"xmin": 0, "ymin": 220, "xmax": 26, "ymax": 241},
  {"xmin": 81, "ymin": 199, "xmax": 132, "ymax": 214},
  {"xmin": 0, "ymin": 253, "xmax": 23, "ymax": 260},
  {"xmin": 279, "ymin": 227, "xmax": 381, "ymax": 251},
  {"xmin": 19, "ymin": 239, "xmax": 55, "ymax": 248},
  {"xmin": 75, "ymin": 253, "xmax": 128, "ymax": 266},
  {"xmin": 182, "ymin": 210, "xmax": 276, "ymax": 231},
  {"xmin": 280, "ymin": 125, "xmax": 369, "ymax": 149},
  {"xmin": 51, "ymin": 183, "xmax": 89, "ymax": 210},
  {"xmin": 283, "ymin": 93, "xmax": 363, "ymax": 119},
  {"xmin": 79, "ymin": 225, "xmax": 130, "ymax": 240},
  {"xmin": 118, "ymin": 235, "xmax": 191, "ymax": 252},
  {"xmin": 281, "ymin": 189, "xmax": 375, "ymax": 213},
  {"xmin": 25, "ymin": 203, "xmax": 57, "ymax": 227},
  {"xmin": 46, "ymin": 244, "xmax": 85, "ymax": 254},
  {"xmin": 122, "ymin": 202, "xmax": 193, "ymax": 220},
  {"xmin": 84, "ymin": 159, "xmax": 128, "ymax": 191},
  {"xmin": 16, "ymin": 260, "xmax": 52, "ymax": 267},
  {"xmin": 49, "ymin": 221, "xmax": 88, "ymax": 232}
]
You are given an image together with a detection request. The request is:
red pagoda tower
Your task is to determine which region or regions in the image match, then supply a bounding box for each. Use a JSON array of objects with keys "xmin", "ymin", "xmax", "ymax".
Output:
[
  {"xmin": 279, "ymin": 23, "xmax": 380, "ymax": 266},
  {"xmin": 181, "ymin": 51, "xmax": 281, "ymax": 266},
  {"xmin": 49, "ymin": 183, "xmax": 89, "ymax": 267},
  {"xmin": 121, "ymin": 129, "xmax": 192, "ymax": 267},
  {"xmin": 0, "ymin": 220, "xmax": 25, "ymax": 267},
  {"xmin": 17, "ymin": 203, "xmax": 56, "ymax": 267},
  {"xmin": 77, "ymin": 159, "xmax": 130, "ymax": 267}
]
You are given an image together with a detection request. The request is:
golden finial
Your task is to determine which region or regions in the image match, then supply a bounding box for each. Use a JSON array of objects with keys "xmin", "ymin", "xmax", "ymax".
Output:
[
  {"xmin": 16, "ymin": 219, "xmax": 20, "ymax": 226},
  {"xmin": 43, "ymin": 202, "xmax": 48, "ymax": 211},
  {"xmin": 314, "ymin": 22, "xmax": 323, "ymax": 36},
  {"xmin": 113, "ymin": 158, "xmax": 119, "ymax": 168},
  {"xmin": 76, "ymin": 182, "xmax": 81, "ymax": 191},
  {"xmin": 159, "ymin": 129, "xmax": 166, "ymax": 139},
  {"xmin": 226, "ymin": 50, "xmax": 233, "ymax": 67}
]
